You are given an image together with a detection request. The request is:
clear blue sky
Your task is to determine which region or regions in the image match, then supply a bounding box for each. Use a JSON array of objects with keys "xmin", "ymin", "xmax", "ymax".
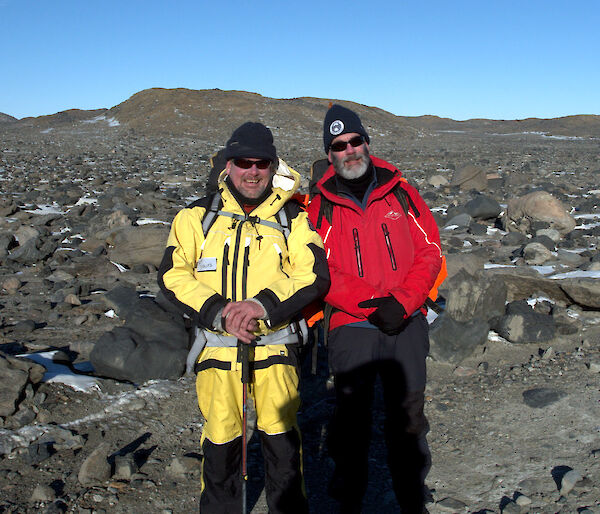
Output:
[{"xmin": 1, "ymin": 0, "xmax": 598, "ymax": 120}]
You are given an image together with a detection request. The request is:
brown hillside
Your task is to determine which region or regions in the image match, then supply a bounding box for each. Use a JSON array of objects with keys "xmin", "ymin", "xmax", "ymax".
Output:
[
  {"xmin": 0, "ymin": 113, "xmax": 17, "ymax": 124},
  {"xmin": 107, "ymin": 88, "xmax": 416, "ymax": 140}
]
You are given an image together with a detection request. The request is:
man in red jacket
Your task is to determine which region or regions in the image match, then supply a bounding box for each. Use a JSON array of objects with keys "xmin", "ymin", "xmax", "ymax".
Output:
[{"xmin": 307, "ymin": 105, "xmax": 442, "ymax": 513}]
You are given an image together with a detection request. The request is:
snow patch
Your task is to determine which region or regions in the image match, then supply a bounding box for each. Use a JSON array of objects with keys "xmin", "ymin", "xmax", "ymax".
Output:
[{"xmin": 16, "ymin": 351, "xmax": 100, "ymax": 392}]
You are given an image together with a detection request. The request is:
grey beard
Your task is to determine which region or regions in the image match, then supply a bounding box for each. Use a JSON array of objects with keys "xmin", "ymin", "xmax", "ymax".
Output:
[{"xmin": 333, "ymin": 154, "xmax": 370, "ymax": 179}]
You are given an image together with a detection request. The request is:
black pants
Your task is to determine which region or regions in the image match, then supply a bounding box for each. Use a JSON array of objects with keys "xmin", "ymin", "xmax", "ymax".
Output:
[
  {"xmin": 327, "ymin": 316, "xmax": 431, "ymax": 513},
  {"xmin": 200, "ymin": 429, "xmax": 308, "ymax": 514}
]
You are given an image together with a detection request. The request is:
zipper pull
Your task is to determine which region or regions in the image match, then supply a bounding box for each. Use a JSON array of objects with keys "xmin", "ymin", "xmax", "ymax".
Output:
[{"xmin": 256, "ymin": 235, "xmax": 263, "ymax": 250}]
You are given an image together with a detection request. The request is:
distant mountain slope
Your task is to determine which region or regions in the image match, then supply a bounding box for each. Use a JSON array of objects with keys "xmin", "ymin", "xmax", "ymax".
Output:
[
  {"xmin": 400, "ymin": 114, "xmax": 600, "ymax": 137},
  {"xmin": 17, "ymin": 108, "xmax": 108, "ymax": 129},
  {"xmin": 4, "ymin": 88, "xmax": 599, "ymax": 138},
  {"xmin": 0, "ymin": 113, "xmax": 17, "ymax": 124}
]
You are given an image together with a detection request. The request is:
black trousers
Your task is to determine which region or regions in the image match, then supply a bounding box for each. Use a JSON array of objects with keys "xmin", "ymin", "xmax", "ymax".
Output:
[
  {"xmin": 200, "ymin": 428, "xmax": 308, "ymax": 514},
  {"xmin": 326, "ymin": 315, "xmax": 431, "ymax": 513}
]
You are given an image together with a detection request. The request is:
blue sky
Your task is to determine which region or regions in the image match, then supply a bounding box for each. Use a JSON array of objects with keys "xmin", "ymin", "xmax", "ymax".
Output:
[{"xmin": 1, "ymin": 0, "xmax": 598, "ymax": 120}]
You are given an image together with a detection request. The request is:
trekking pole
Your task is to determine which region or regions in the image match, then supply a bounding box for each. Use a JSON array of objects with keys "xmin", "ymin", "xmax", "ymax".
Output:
[{"xmin": 239, "ymin": 340, "xmax": 251, "ymax": 514}]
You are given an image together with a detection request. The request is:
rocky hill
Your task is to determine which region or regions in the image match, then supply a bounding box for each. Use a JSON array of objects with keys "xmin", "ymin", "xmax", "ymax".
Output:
[
  {"xmin": 0, "ymin": 113, "xmax": 17, "ymax": 124},
  {"xmin": 5, "ymin": 88, "xmax": 600, "ymax": 139}
]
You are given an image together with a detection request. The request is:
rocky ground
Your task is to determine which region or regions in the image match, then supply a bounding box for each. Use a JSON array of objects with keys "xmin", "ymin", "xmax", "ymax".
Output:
[{"xmin": 0, "ymin": 100, "xmax": 599, "ymax": 513}]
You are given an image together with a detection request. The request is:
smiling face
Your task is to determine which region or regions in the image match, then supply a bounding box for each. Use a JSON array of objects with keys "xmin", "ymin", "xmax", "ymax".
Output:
[
  {"xmin": 226, "ymin": 158, "xmax": 274, "ymax": 199},
  {"xmin": 328, "ymin": 132, "xmax": 371, "ymax": 179}
]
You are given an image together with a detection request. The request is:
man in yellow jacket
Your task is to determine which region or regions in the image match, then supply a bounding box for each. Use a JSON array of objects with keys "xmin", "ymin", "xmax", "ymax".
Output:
[{"xmin": 158, "ymin": 122, "xmax": 329, "ymax": 513}]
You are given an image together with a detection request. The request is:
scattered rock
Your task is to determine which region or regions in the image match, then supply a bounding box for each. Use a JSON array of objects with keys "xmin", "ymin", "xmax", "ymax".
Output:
[
  {"xmin": 78, "ymin": 442, "xmax": 111, "ymax": 486},
  {"xmin": 522, "ymin": 387, "xmax": 567, "ymax": 408}
]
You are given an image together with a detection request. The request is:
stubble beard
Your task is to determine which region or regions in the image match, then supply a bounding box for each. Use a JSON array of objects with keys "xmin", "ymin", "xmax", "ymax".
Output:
[{"xmin": 332, "ymin": 152, "xmax": 370, "ymax": 180}]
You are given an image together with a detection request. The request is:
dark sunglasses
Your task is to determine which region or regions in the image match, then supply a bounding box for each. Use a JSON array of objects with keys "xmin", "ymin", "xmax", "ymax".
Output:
[
  {"xmin": 329, "ymin": 135, "xmax": 365, "ymax": 152},
  {"xmin": 233, "ymin": 158, "xmax": 271, "ymax": 170}
]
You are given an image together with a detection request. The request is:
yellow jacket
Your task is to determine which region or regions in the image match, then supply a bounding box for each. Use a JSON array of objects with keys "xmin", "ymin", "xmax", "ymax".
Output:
[{"xmin": 158, "ymin": 160, "xmax": 329, "ymax": 337}]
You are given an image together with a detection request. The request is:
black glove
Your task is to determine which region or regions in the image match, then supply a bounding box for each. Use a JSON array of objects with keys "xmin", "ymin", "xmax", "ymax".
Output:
[{"xmin": 358, "ymin": 296, "xmax": 407, "ymax": 335}]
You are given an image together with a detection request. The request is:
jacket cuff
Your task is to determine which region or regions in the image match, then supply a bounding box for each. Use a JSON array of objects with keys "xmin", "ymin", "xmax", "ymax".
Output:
[
  {"xmin": 254, "ymin": 288, "xmax": 280, "ymax": 326},
  {"xmin": 246, "ymin": 297, "xmax": 268, "ymax": 320},
  {"xmin": 199, "ymin": 294, "xmax": 228, "ymax": 328}
]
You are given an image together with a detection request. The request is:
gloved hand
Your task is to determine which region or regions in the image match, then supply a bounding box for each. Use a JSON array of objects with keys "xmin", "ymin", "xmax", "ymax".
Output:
[{"xmin": 358, "ymin": 296, "xmax": 407, "ymax": 335}]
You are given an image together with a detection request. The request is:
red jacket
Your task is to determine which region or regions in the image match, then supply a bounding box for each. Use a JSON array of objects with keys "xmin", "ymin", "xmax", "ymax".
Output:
[{"xmin": 307, "ymin": 156, "xmax": 442, "ymax": 331}]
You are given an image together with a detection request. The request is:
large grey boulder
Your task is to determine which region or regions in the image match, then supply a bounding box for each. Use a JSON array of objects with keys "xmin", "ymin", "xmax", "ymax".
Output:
[
  {"xmin": 90, "ymin": 294, "xmax": 189, "ymax": 383},
  {"xmin": 106, "ymin": 225, "xmax": 170, "ymax": 268},
  {"xmin": 429, "ymin": 314, "xmax": 490, "ymax": 364},
  {"xmin": 505, "ymin": 191, "xmax": 576, "ymax": 236},
  {"xmin": 441, "ymin": 269, "xmax": 507, "ymax": 323}
]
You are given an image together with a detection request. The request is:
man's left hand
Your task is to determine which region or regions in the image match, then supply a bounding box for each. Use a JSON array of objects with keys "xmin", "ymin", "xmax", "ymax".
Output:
[{"xmin": 358, "ymin": 296, "xmax": 407, "ymax": 335}]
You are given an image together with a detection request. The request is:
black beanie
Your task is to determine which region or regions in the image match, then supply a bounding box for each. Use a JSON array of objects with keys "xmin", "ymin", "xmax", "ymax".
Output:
[
  {"xmin": 323, "ymin": 104, "xmax": 370, "ymax": 153},
  {"xmin": 224, "ymin": 122, "xmax": 277, "ymax": 162}
]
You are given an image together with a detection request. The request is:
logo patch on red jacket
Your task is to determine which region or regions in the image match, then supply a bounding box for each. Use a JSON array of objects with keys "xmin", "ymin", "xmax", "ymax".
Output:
[{"xmin": 384, "ymin": 210, "xmax": 403, "ymax": 220}]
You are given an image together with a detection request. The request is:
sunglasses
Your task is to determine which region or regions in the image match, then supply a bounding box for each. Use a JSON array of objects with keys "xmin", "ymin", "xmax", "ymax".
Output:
[
  {"xmin": 329, "ymin": 135, "xmax": 365, "ymax": 152},
  {"xmin": 233, "ymin": 158, "xmax": 272, "ymax": 170}
]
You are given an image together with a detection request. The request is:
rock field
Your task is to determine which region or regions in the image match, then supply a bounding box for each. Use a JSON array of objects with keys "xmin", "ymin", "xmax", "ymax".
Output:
[{"xmin": 0, "ymin": 90, "xmax": 599, "ymax": 513}]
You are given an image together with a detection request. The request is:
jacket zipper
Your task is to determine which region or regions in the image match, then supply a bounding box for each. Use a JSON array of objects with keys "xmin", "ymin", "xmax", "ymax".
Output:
[
  {"xmin": 381, "ymin": 223, "xmax": 397, "ymax": 270},
  {"xmin": 231, "ymin": 222, "xmax": 245, "ymax": 302},
  {"xmin": 241, "ymin": 237, "xmax": 251, "ymax": 300},
  {"xmin": 221, "ymin": 239, "xmax": 230, "ymax": 298},
  {"xmin": 353, "ymin": 228, "xmax": 364, "ymax": 277}
]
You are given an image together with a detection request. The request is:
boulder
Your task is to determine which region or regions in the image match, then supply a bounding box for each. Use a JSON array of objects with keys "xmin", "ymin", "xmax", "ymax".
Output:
[
  {"xmin": 485, "ymin": 267, "xmax": 570, "ymax": 304},
  {"xmin": 505, "ymin": 191, "xmax": 576, "ymax": 236},
  {"xmin": 496, "ymin": 312, "xmax": 555, "ymax": 344},
  {"xmin": 78, "ymin": 442, "xmax": 111, "ymax": 486},
  {"xmin": 0, "ymin": 353, "xmax": 46, "ymax": 417},
  {"xmin": 440, "ymin": 269, "xmax": 507, "ymax": 323},
  {"xmin": 522, "ymin": 242, "xmax": 554, "ymax": 265},
  {"xmin": 106, "ymin": 225, "xmax": 170, "ymax": 267},
  {"xmin": 463, "ymin": 194, "xmax": 502, "ymax": 220},
  {"xmin": 559, "ymin": 278, "xmax": 600, "ymax": 309},
  {"xmin": 450, "ymin": 164, "xmax": 487, "ymax": 190},
  {"xmin": 90, "ymin": 296, "xmax": 189, "ymax": 383},
  {"xmin": 429, "ymin": 313, "xmax": 490, "ymax": 363}
]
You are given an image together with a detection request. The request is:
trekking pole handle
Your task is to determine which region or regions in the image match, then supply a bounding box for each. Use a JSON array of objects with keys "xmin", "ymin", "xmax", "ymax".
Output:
[{"xmin": 239, "ymin": 341, "xmax": 250, "ymax": 384}]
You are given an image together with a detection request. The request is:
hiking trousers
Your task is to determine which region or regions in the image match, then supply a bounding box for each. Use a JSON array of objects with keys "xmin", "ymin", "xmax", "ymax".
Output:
[
  {"xmin": 195, "ymin": 344, "xmax": 308, "ymax": 514},
  {"xmin": 326, "ymin": 314, "xmax": 431, "ymax": 512}
]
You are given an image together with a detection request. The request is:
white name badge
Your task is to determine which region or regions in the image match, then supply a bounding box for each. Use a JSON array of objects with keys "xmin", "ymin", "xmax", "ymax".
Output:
[{"xmin": 196, "ymin": 257, "xmax": 217, "ymax": 272}]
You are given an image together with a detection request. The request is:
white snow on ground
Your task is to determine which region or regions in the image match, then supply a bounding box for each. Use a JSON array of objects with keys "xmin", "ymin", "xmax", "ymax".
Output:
[
  {"xmin": 16, "ymin": 351, "xmax": 100, "ymax": 392},
  {"xmin": 549, "ymin": 270, "xmax": 600, "ymax": 280},
  {"xmin": 136, "ymin": 218, "xmax": 170, "ymax": 225},
  {"xmin": 483, "ymin": 263, "xmax": 600, "ymax": 279},
  {"xmin": 63, "ymin": 380, "xmax": 187, "ymax": 428},
  {"xmin": 82, "ymin": 115, "xmax": 120, "ymax": 127},
  {"xmin": 588, "ymin": 190, "xmax": 600, "ymax": 195},
  {"xmin": 40, "ymin": 128, "xmax": 53, "ymax": 134},
  {"xmin": 22, "ymin": 203, "xmax": 64, "ymax": 215},
  {"xmin": 74, "ymin": 195, "xmax": 98, "ymax": 206},
  {"xmin": 110, "ymin": 261, "xmax": 128, "ymax": 273},
  {"xmin": 527, "ymin": 296, "xmax": 554, "ymax": 307},
  {"xmin": 574, "ymin": 213, "xmax": 600, "ymax": 219},
  {"xmin": 0, "ymin": 380, "xmax": 190, "ymax": 456},
  {"xmin": 575, "ymin": 222, "xmax": 600, "ymax": 230}
]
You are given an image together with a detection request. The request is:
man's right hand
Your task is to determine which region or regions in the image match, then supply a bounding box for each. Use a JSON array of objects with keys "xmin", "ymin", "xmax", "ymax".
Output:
[{"xmin": 222, "ymin": 300, "xmax": 263, "ymax": 344}]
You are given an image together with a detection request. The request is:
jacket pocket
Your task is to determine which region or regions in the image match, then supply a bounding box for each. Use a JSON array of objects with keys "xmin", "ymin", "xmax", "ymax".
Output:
[{"xmin": 381, "ymin": 223, "xmax": 397, "ymax": 270}]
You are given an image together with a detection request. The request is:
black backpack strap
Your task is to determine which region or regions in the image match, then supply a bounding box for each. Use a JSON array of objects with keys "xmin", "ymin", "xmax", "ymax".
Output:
[
  {"xmin": 315, "ymin": 193, "xmax": 333, "ymax": 229},
  {"xmin": 393, "ymin": 184, "xmax": 420, "ymax": 218}
]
